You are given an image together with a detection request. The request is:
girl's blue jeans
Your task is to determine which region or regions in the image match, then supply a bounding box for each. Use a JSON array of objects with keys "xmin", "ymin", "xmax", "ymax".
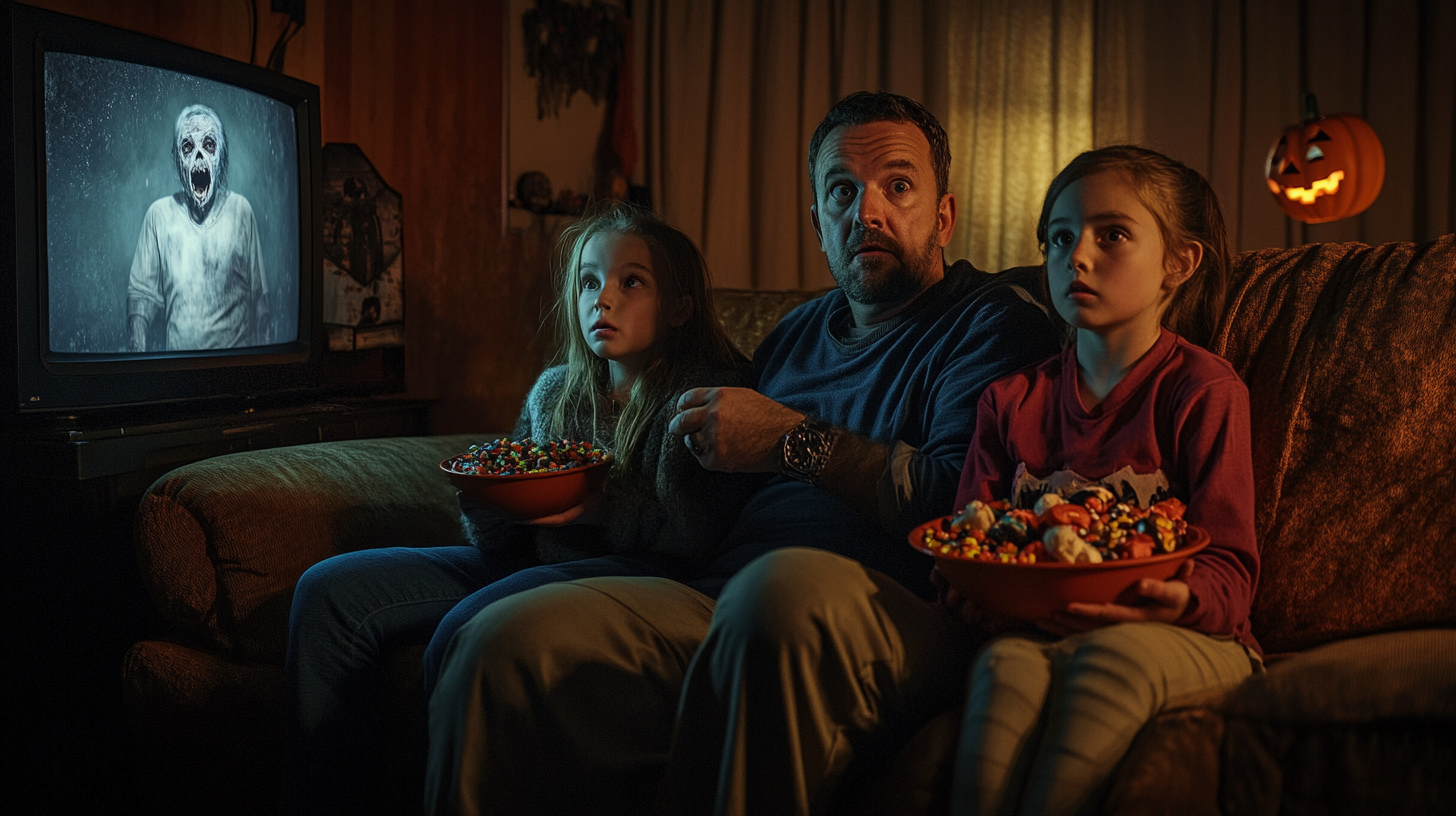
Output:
[{"xmin": 279, "ymin": 545, "xmax": 676, "ymax": 815}]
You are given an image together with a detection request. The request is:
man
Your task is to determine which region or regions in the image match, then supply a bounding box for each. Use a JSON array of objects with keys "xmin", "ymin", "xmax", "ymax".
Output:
[
  {"xmin": 127, "ymin": 103, "xmax": 270, "ymax": 352},
  {"xmin": 426, "ymin": 91, "xmax": 1063, "ymax": 815}
]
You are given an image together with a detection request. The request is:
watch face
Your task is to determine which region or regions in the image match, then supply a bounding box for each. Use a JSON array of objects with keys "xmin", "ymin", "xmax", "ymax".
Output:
[{"xmin": 782, "ymin": 421, "xmax": 831, "ymax": 481}]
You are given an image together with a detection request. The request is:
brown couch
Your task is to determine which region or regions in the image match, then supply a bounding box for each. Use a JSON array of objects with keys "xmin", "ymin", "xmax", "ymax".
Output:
[{"xmin": 123, "ymin": 239, "xmax": 1456, "ymax": 815}]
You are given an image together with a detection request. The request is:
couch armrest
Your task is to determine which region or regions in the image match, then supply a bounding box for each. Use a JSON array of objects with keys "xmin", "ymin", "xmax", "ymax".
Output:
[
  {"xmin": 133, "ymin": 434, "xmax": 482, "ymax": 663},
  {"xmin": 122, "ymin": 639, "xmax": 287, "ymax": 815}
]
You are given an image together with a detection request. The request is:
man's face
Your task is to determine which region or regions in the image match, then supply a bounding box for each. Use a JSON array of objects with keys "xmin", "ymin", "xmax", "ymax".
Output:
[{"xmin": 811, "ymin": 121, "xmax": 955, "ymax": 309}]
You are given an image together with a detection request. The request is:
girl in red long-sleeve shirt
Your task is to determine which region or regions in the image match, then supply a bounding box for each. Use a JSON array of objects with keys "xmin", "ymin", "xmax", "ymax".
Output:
[{"xmin": 943, "ymin": 146, "xmax": 1263, "ymax": 816}]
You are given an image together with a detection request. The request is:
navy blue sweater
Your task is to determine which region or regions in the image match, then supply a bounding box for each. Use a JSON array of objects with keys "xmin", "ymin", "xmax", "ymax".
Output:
[{"xmin": 753, "ymin": 260, "xmax": 1063, "ymax": 534}]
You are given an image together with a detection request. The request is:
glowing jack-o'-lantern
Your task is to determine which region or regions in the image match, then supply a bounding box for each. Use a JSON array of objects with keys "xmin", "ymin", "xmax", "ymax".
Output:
[{"xmin": 1264, "ymin": 93, "xmax": 1384, "ymax": 224}]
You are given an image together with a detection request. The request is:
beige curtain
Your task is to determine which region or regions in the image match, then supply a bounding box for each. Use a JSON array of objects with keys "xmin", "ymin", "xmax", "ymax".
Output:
[
  {"xmin": 637, "ymin": 0, "xmax": 951, "ymax": 290},
  {"xmin": 637, "ymin": 0, "xmax": 1100, "ymax": 287},
  {"xmin": 946, "ymin": 0, "xmax": 1095, "ymax": 274},
  {"xmin": 1109, "ymin": 0, "xmax": 1455, "ymax": 250},
  {"xmin": 634, "ymin": 0, "xmax": 1452, "ymax": 291}
]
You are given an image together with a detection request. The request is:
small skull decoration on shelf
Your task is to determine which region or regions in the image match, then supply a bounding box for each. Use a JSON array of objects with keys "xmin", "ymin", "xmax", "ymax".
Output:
[{"xmin": 514, "ymin": 171, "xmax": 553, "ymax": 214}]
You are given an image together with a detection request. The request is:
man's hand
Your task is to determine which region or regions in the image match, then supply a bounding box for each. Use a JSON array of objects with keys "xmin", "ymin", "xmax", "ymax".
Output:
[
  {"xmin": 668, "ymin": 387, "xmax": 804, "ymax": 473},
  {"xmin": 1036, "ymin": 560, "xmax": 1195, "ymax": 637}
]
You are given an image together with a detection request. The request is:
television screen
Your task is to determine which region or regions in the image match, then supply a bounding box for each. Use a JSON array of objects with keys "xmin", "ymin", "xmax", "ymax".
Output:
[
  {"xmin": 3, "ymin": 2, "xmax": 324, "ymax": 418},
  {"xmin": 44, "ymin": 53, "xmax": 300, "ymax": 357}
]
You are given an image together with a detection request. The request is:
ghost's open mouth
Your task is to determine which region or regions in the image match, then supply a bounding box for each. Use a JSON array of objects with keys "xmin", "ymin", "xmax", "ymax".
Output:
[{"xmin": 191, "ymin": 165, "xmax": 212, "ymax": 201}]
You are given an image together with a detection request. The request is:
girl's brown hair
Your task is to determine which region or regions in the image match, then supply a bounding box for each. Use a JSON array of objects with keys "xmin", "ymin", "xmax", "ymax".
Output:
[
  {"xmin": 549, "ymin": 201, "xmax": 749, "ymax": 475},
  {"xmin": 1035, "ymin": 145, "xmax": 1232, "ymax": 349}
]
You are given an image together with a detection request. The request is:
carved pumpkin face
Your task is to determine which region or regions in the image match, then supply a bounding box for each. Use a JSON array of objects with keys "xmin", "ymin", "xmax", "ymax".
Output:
[{"xmin": 1265, "ymin": 113, "xmax": 1385, "ymax": 224}]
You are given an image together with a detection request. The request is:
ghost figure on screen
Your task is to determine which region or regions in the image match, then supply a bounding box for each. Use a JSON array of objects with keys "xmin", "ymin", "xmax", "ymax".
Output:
[{"xmin": 126, "ymin": 104, "xmax": 269, "ymax": 352}]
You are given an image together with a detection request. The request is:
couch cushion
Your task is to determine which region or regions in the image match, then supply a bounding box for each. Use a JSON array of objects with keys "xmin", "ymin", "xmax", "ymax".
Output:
[
  {"xmin": 1222, "ymin": 628, "xmax": 1456, "ymax": 722},
  {"xmin": 132, "ymin": 434, "xmax": 478, "ymax": 662},
  {"xmin": 1217, "ymin": 629, "xmax": 1456, "ymax": 815},
  {"xmin": 1214, "ymin": 236, "xmax": 1456, "ymax": 653}
]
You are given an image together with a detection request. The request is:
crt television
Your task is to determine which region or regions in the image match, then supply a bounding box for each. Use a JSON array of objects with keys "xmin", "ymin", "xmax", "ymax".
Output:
[{"xmin": 2, "ymin": 2, "xmax": 324, "ymax": 420}]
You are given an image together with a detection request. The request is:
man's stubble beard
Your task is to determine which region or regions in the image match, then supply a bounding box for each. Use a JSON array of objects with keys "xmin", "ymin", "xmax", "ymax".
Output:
[{"xmin": 827, "ymin": 225, "xmax": 944, "ymax": 307}]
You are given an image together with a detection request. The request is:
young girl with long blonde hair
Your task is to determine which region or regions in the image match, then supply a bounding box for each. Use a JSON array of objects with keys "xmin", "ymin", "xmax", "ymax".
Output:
[{"xmin": 281, "ymin": 202, "xmax": 765, "ymax": 814}]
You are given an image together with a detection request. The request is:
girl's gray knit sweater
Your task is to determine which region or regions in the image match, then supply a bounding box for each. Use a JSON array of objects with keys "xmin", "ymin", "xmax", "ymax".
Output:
[{"xmin": 460, "ymin": 363, "xmax": 768, "ymax": 568}]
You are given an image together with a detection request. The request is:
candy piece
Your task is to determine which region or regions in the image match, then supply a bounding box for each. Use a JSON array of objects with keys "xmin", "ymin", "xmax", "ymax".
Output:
[
  {"xmin": 1044, "ymin": 525, "xmax": 1103, "ymax": 564},
  {"xmin": 1067, "ymin": 486, "xmax": 1113, "ymax": 514},
  {"xmin": 950, "ymin": 500, "xmax": 996, "ymax": 533},
  {"xmin": 1032, "ymin": 492, "xmax": 1065, "ymax": 515},
  {"xmin": 1135, "ymin": 515, "xmax": 1179, "ymax": 552},
  {"xmin": 1150, "ymin": 497, "xmax": 1186, "ymax": 521},
  {"xmin": 1008, "ymin": 508, "xmax": 1040, "ymax": 531},
  {"xmin": 1041, "ymin": 502, "xmax": 1092, "ymax": 530},
  {"xmin": 1123, "ymin": 533, "xmax": 1156, "ymax": 560},
  {"xmin": 991, "ymin": 514, "xmax": 1031, "ymax": 544}
]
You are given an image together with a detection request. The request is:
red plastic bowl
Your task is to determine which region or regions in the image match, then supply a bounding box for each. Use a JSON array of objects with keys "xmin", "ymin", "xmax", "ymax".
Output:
[
  {"xmin": 908, "ymin": 519, "xmax": 1210, "ymax": 621},
  {"xmin": 440, "ymin": 457, "xmax": 611, "ymax": 520}
]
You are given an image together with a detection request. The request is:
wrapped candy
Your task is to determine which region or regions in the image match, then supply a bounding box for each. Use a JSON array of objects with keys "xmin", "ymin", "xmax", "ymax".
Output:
[
  {"xmin": 951, "ymin": 500, "xmax": 997, "ymax": 533},
  {"xmin": 1069, "ymin": 485, "xmax": 1116, "ymax": 513},
  {"xmin": 1044, "ymin": 525, "xmax": 1103, "ymax": 563},
  {"xmin": 1033, "ymin": 492, "xmax": 1065, "ymax": 515}
]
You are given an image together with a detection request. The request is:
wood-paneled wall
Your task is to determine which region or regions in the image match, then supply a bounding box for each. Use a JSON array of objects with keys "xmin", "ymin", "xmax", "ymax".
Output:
[{"xmin": 29, "ymin": 0, "xmax": 551, "ymax": 434}]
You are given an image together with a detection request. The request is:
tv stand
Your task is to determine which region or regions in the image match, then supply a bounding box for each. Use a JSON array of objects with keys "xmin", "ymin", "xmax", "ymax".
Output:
[
  {"xmin": 12, "ymin": 396, "xmax": 433, "ymax": 504},
  {"xmin": 2, "ymin": 395, "xmax": 434, "ymax": 813}
]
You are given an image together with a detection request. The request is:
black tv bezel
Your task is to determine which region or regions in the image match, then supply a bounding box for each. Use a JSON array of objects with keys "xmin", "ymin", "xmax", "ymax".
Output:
[{"xmin": 3, "ymin": 3, "xmax": 324, "ymax": 417}]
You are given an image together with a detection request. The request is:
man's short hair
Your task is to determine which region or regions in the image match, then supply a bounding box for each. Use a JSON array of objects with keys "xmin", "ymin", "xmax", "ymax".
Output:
[{"xmin": 807, "ymin": 91, "xmax": 950, "ymax": 200}]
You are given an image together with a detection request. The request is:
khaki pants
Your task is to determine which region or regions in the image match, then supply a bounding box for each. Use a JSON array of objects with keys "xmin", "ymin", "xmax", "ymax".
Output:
[
  {"xmin": 425, "ymin": 547, "xmax": 970, "ymax": 816},
  {"xmin": 949, "ymin": 624, "xmax": 1261, "ymax": 816}
]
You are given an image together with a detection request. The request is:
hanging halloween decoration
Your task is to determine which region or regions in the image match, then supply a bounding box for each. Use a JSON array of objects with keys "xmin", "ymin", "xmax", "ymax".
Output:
[
  {"xmin": 522, "ymin": 0, "xmax": 625, "ymax": 120},
  {"xmin": 1264, "ymin": 93, "xmax": 1385, "ymax": 224}
]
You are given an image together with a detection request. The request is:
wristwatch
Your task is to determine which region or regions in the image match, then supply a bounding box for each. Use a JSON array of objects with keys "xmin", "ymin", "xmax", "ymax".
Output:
[{"xmin": 779, "ymin": 417, "xmax": 837, "ymax": 485}]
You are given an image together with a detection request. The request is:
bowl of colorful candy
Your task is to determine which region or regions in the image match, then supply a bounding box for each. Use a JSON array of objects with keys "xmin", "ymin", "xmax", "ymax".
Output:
[
  {"xmin": 440, "ymin": 437, "xmax": 612, "ymax": 520},
  {"xmin": 909, "ymin": 488, "xmax": 1209, "ymax": 621}
]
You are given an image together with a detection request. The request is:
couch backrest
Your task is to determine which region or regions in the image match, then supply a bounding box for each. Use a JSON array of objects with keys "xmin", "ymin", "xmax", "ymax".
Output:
[
  {"xmin": 714, "ymin": 287, "xmax": 830, "ymax": 357},
  {"xmin": 1215, "ymin": 235, "xmax": 1456, "ymax": 654}
]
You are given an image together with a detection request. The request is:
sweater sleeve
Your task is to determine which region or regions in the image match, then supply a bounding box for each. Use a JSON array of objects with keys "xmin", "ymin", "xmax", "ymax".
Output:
[
  {"xmin": 953, "ymin": 384, "xmax": 1017, "ymax": 512},
  {"xmin": 1172, "ymin": 375, "xmax": 1260, "ymax": 644},
  {"xmin": 601, "ymin": 367, "xmax": 771, "ymax": 565},
  {"xmin": 895, "ymin": 285, "xmax": 1062, "ymax": 529}
]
